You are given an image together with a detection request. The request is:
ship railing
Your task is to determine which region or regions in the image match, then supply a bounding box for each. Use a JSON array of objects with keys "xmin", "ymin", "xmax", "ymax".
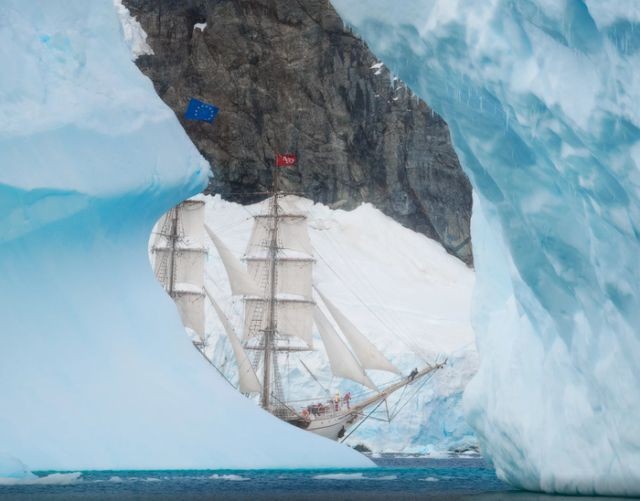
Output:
[{"xmin": 284, "ymin": 398, "xmax": 359, "ymax": 421}]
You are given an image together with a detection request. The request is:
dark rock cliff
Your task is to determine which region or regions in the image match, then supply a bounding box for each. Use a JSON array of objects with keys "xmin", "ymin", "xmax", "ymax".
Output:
[{"xmin": 124, "ymin": 0, "xmax": 473, "ymax": 264}]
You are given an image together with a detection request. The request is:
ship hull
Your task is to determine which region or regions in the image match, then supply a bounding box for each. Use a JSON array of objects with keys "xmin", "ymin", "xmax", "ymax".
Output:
[{"xmin": 287, "ymin": 411, "xmax": 359, "ymax": 441}]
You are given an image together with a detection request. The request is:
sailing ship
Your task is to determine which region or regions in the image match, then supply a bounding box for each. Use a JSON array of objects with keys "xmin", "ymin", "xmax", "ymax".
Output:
[{"xmin": 151, "ymin": 163, "xmax": 443, "ymax": 441}]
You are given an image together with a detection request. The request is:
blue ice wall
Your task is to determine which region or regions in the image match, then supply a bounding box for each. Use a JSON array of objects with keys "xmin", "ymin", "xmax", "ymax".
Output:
[
  {"xmin": 0, "ymin": 0, "xmax": 371, "ymax": 470},
  {"xmin": 331, "ymin": 0, "xmax": 640, "ymax": 495}
]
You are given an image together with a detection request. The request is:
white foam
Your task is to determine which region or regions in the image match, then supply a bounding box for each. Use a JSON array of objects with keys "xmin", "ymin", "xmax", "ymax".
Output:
[
  {"xmin": 313, "ymin": 473, "xmax": 365, "ymax": 480},
  {"xmin": 209, "ymin": 474, "xmax": 250, "ymax": 481}
]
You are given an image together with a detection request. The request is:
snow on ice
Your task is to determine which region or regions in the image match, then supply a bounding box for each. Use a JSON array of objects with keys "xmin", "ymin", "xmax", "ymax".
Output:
[
  {"xmin": 200, "ymin": 196, "xmax": 477, "ymax": 454},
  {"xmin": 331, "ymin": 0, "xmax": 640, "ymax": 495},
  {"xmin": 0, "ymin": 0, "xmax": 370, "ymax": 471},
  {"xmin": 113, "ymin": 0, "xmax": 154, "ymax": 60}
]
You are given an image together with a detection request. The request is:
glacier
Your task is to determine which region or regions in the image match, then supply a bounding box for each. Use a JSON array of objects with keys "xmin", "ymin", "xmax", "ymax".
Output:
[
  {"xmin": 200, "ymin": 195, "xmax": 477, "ymax": 454},
  {"xmin": 0, "ymin": 0, "xmax": 371, "ymax": 470},
  {"xmin": 331, "ymin": 0, "xmax": 640, "ymax": 496}
]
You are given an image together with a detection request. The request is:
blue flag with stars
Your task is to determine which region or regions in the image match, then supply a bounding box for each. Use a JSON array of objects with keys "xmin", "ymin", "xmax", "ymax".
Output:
[{"xmin": 184, "ymin": 98, "xmax": 219, "ymax": 123}]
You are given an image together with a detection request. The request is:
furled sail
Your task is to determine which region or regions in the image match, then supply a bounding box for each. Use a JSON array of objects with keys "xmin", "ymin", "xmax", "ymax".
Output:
[
  {"xmin": 313, "ymin": 307, "xmax": 377, "ymax": 390},
  {"xmin": 246, "ymin": 257, "xmax": 313, "ymax": 300},
  {"xmin": 205, "ymin": 287, "xmax": 261, "ymax": 394},
  {"xmin": 205, "ymin": 224, "xmax": 262, "ymax": 297},
  {"xmin": 316, "ymin": 289, "xmax": 401, "ymax": 375},
  {"xmin": 247, "ymin": 215, "xmax": 313, "ymax": 256},
  {"xmin": 244, "ymin": 298, "xmax": 314, "ymax": 347}
]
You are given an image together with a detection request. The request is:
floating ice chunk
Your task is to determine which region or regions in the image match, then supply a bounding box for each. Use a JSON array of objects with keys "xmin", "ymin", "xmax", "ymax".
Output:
[
  {"xmin": 313, "ymin": 473, "xmax": 396, "ymax": 481},
  {"xmin": 313, "ymin": 473, "xmax": 365, "ymax": 480},
  {"xmin": 0, "ymin": 455, "xmax": 35, "ymax": 481}
]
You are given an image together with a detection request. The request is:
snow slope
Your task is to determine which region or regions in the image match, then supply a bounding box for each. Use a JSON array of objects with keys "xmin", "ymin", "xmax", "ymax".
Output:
[
  {"xmin": 201, "ymin": 195, "xmax": 477, "ymax": 453},
  {"xmin": 0, "ymin": 0, "xmax": 370, "ymax": 470},
  {"xmin": 331, "ymin": 0, "xmax": 640, "ymax": 495}
]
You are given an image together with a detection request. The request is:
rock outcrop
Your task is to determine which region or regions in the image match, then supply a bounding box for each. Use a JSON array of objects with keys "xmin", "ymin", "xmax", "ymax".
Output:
[{"xmin": 124, "ymin": 0, "xmax": 472, "ymax": 263}]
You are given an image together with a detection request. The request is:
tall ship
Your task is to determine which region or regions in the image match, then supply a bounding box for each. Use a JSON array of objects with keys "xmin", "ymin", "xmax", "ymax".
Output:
[{"xmin": 151, "ymin": 161, "xmax": 443, "ymax": 441}]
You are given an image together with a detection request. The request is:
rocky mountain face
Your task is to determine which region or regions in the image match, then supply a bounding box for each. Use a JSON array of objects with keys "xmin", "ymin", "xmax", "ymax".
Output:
[{"xmin": 124, "ymin": 0, "xmax": 472, "ymax": 264}]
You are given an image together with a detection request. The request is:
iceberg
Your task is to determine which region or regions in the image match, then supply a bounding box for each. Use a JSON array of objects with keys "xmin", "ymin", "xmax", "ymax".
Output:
[
  {"xmin": 0, "ymin": 0, "xmax": 370, "ymax": 470},
  {"xmin": 0, "ymin": 455, "xmax": 34, "ymax": 481},
  {"xmin": 331, "ymin": 0, "xmax": 640, "ymax": 495}
]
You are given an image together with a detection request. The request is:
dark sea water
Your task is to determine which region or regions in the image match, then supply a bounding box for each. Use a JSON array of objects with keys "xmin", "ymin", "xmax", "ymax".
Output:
[{"xmin": 0, "ymin": 454, "xmax": 629, "ymax": 500}]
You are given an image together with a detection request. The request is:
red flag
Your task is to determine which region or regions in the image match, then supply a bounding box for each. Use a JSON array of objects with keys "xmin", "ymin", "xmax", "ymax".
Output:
[{"xmin": 275, "ymin": 153, "xmax": 297, "ymax": 167}]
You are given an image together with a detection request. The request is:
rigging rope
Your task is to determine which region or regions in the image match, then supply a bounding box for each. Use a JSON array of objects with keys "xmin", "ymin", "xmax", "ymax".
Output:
[
  {"xmin": 339, "ymin": 399, "xmax": 386, "ymax": 444},
  {"xmin": 311, "ymin": 235, "xmax": 431, "ymax": 365},
  {"xmin": 388, "ymin": 370, "xmax": 438, "ymax": 421},
  {"xmin": 321, "ymin": 229, "xmax": 437, "ymax": 363}
]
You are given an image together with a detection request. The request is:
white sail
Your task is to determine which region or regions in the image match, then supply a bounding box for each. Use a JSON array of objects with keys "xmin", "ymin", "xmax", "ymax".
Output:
[
  {"xmin": 313, "ymin": 307, "xmax": 377, "ymax": 390},
  {"xmin": 316, "ymin": 290, "xmax": 401, "ymax": 375},
  {"xmin": 152, "ymin": 201, "xmax": 206, "ymax": 340},
  {"xmin": 279, "ymin": 216, "xmax": 313, "ymax": 255},
  {"xmin": 246, "ymin": 258, "xmax": 313, "ymax": 299},
  {"xmin": 205, "ymin": 287, "xmax": 261, "ymax": 394},
  {"xmin": 153, "ymin": 248, "xmax": 204, "ymax": 289},
  {"xmin": 174, "ymin": 290, "xmax": 205, "ymax": 337},
  {"xmin": 179, "ymin": 200, "xmax": 206, "ymax": 247},
  {"xmin": 247, "ymin": 215, "xmax": 313, "ymax": 256},
  {"xmin": 244, "ymin": 298, "xmax": 314, "ymax": 347},
  {"xmin": 205, "ymin": 224, "xmax": 262, "ymax": 297}
]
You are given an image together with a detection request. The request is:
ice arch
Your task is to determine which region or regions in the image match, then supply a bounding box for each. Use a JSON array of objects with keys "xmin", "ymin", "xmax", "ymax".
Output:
[
  {"xmin": 331, "ymin": 0, "xmax": 640, "ymax": 495},
  {"xmin": 0, "ymin": 0, "xmax": 370, "ymax": 470}
]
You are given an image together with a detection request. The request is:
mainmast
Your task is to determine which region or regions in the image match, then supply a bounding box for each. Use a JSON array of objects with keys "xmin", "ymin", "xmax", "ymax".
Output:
[{"xmin": 261, "ymin": 160, "xmax": 280, "ymax": 409}]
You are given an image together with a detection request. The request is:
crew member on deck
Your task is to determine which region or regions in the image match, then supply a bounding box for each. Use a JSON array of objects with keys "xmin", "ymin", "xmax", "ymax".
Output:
[{"xmin": 343, "ymin": 392, "xmax": 351, "ymax": 409}]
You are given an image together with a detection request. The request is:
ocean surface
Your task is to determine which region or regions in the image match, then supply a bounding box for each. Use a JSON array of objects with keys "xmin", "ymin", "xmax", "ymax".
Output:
[{"xmin": 0, "ymin": 454, "xmax": 628, "ymax": 500}]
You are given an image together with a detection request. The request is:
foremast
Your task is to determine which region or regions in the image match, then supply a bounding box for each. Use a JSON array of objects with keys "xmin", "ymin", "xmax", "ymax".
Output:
[{"xmin": 151, "ymin": 199, "xmax": 207, "ymax": 345}]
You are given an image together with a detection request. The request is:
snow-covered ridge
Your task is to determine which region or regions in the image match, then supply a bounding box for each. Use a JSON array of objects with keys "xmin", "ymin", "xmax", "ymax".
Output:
[
  {"xmin": 201, "ymin": 195, "xmax": 477, "ymax": 453},
  {"xmin": 331, "ymin": 0, "xmax": 640, "ymax": 495}
]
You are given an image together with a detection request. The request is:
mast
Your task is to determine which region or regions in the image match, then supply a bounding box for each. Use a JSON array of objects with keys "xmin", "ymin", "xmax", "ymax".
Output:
[
  {"xmin": 152, "ymin": 200, "xmax": 207, "ymax": 343},
  {"xmin": 167, "ymin": 205, "xmax": 179, "ymax": 297},
  {"xmin": 261, "ymin": 159, "xmax": 280, "ymax": 409}
]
